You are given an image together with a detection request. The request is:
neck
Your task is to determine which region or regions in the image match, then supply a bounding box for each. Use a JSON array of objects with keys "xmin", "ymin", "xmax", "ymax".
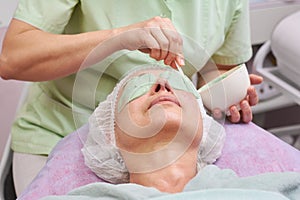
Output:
[{"xmin": 129, "ymin": 149, "xmax": 198, "ymax": 193}]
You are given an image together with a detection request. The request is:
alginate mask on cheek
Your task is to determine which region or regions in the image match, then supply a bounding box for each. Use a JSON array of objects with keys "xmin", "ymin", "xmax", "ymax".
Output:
[
  {"xmin": 118, "ymin": 73, "xmax": 156, "ymax": 112},
  {"xmin": 118, "ymin": 71, "xmax": 200, "ymax": 112},
  {"xmin": 160, "ymin": 71, "xmax": 200, "ymax": 98}
]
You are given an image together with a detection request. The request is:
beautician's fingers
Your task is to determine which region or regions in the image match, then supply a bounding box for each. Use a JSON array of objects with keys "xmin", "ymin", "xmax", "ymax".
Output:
[
  {"xmin": 149, "ymin": 27, "xmax": 169, "ymax": 61},
  {"xmin": 158, "ymin": 17, "xmax": 183, "ymax": 66},
  {"xmin": 211, "ymin": 108, "xmax": 224, "ymax": 120},
  {"xmin": 247, "ymin": 86, "xmax": 259, "ymax": 106},
  {"xmin": 249, "ymin": 74, "xmax": 263, "ymax": 85},
  {"xmin": 228, "ymin": 106, "xmax": 241, "ymax": 123},
  {"xmin": 226, "ymin": 74, "xmax": 262, "ymax": 123},
  {"xmin": 176, "ymin": 55, "xmax": 185, "ymax": 66},
  {"xmin": 240, "ymin": 100, "xmax": 252, "ymax": 123},
  {"xmin": 118, "ymin": 17, "xmax": 184, "ymax": 66},
  {"xmin": 228, "ymin": 99, "xmax": 253, "ymax": 123},
  {"xmin": 247, "ymin": 74, "xmax": 262, "ymax": 106},
  {"xmin": 170, "ymin": 55, "xmax": 185, "ymax": 69},
  {"xmin": 162, "ymin": 30, "xmax": 183, "ymax": 66},
  {"xmin": 140, "ymin": 47, "xmax": 183, "ymax": 68}
]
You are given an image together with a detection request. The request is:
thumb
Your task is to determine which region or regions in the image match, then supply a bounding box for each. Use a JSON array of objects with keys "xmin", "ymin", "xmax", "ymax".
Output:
[{"xmin": 249, "ymin": 74, "xmax": 263, "ymax": 85}]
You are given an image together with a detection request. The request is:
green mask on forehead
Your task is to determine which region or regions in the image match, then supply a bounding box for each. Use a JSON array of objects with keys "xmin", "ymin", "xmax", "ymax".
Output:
[{"xmin": 118, "ymin": 70, "xmax": 200, "ymax": 112}]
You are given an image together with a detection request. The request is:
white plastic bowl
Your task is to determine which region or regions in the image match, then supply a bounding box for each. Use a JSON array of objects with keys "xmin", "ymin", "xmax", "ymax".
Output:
[{"xmin": 198, "ymin": 64, "xmax": 250, "ymax": 115}]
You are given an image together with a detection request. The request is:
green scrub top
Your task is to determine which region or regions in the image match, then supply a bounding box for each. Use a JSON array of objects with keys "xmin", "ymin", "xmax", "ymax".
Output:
[{"xmin": 11, "ymin": 0, "xmax": 252, "ymax": 155}]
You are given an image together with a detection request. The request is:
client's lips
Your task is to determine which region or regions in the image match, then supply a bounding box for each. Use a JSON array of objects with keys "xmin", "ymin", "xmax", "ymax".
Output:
[{"xmin": 149, "ymin": 95, "xmax": 180, "ymax": 108}]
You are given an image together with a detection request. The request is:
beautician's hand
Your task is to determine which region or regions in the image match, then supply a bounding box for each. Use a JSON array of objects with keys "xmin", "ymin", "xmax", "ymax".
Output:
[
  {"xmin": 213, "ymin": 74, "xmax": 263, "ymax": 123},
  {"xmin": 116, "ymin": 16, "xmax": 185, "ymax": 68}
]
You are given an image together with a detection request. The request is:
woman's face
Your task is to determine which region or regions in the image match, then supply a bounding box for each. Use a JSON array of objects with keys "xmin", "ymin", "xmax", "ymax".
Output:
[{"xmin": 115, "ymin": 69, "xmax": 203, "ymax": 156}]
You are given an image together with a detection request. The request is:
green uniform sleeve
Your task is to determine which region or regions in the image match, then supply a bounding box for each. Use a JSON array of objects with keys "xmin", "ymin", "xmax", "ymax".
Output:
[
  {"xmin": 212, "ymin": 0, "xmax": 252, "ymax": 65},
  {"xmin": 14, "ymin": 0, "xmax": 79, "ymax": 34}
]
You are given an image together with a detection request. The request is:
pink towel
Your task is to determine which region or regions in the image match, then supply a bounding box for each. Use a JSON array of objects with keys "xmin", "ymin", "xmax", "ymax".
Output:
[{"xmin": 19, "ymin": 122, "xmax": 300, "ymax": 200}]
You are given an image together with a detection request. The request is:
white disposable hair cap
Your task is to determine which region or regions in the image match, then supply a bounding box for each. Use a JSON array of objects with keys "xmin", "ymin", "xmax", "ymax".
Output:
[{"xmin": 82, "ymin": 65, "xmax": 226, "ymax": 184}]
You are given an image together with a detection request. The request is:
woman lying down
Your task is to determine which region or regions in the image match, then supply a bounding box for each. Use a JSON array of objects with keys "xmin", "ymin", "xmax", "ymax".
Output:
[{"xmin": 42, "ymin": 65, "xmax": 300, "ymax": 200}]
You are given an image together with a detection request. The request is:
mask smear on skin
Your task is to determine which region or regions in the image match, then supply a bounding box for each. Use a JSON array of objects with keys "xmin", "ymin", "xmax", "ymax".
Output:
[
  {"xmin": 118, "ymin": 71, "xmax": 200, "ymax": 112},
  {"xmin": 118, "ymin": 73, "xmax": 156, "ymax": 112}
]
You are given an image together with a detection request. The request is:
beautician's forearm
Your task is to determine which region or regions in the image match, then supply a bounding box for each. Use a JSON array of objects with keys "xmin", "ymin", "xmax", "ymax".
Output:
[{"xmin": 0, "ymin": 19, "xmax": 121, "ymax": 81}]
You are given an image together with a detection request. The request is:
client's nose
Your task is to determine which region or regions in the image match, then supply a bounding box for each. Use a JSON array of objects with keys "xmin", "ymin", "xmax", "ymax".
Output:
[{"xmin": 151, "ymin": 79, "xmax": 172, "ymax": 93}]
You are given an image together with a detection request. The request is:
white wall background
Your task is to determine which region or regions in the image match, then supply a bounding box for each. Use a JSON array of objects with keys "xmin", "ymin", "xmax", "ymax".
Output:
[
  {"xmin": 0, "ymin": 0, "xmax": 19, "ymax": 27},
  {"xmin": 249, "ymin": 0, "xmax": 300, "ymax": 44}
]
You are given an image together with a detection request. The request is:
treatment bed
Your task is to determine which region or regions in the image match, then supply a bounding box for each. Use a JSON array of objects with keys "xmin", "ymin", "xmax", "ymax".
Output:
[{"xmin": 18, "ymin": 122, "xmax": 300, "ymax": 200}]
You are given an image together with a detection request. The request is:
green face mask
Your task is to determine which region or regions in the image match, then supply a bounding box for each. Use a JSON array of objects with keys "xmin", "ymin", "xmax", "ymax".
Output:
[{"xmin": 118, "ymin": 70, "xmax": 200, "ymax": 112}]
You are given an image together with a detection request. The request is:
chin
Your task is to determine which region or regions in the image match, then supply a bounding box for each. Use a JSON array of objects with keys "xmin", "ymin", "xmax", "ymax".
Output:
[{"xmin": 151, "ymin": 106, "xmax": 181, "ymax": 123}]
